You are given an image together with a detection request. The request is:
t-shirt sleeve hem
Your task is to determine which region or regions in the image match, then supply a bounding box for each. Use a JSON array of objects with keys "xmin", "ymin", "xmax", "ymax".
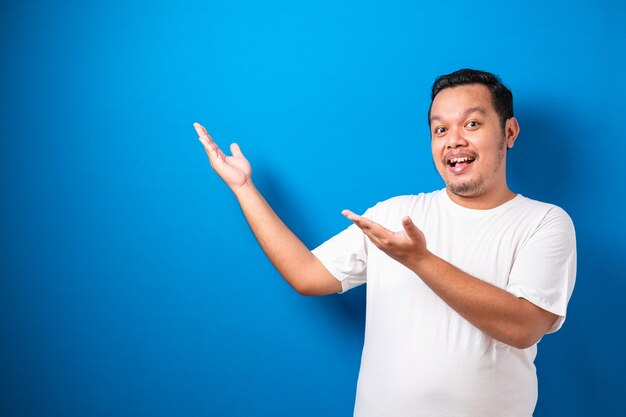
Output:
[
  {"xmin": 311, "ymin": 248, "xmax": 364, "ymax": 294},
  {"xmin": 506, "ymin": 282, "xmax": 567, "ymax": 333}
]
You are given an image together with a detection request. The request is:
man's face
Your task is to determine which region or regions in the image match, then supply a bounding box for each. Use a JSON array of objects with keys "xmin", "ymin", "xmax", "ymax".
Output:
[{"xmin": 429, "ymin": 84, "xmax": 517, "ymax": 201}]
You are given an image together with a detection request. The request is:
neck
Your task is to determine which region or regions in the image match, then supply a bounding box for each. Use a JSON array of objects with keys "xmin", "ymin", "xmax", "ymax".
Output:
[{"xmin": 445, "ymin": 186, "xmax": 516, "ymax": 210}]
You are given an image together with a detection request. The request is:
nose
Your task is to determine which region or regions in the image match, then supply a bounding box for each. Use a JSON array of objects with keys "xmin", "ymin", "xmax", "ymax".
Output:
[{"xmin": 445, "ymin": 127, "xmax": 468, "ymax": 149}]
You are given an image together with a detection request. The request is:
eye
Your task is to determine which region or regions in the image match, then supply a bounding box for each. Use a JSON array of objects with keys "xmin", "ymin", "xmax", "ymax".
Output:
[
  {"xmin": 466, "ymin": 121, "xmax": 480, "ymax": 129},
  {"xmin": 434, "ymin": 126, "xmax": 447, "ymax": 135}
]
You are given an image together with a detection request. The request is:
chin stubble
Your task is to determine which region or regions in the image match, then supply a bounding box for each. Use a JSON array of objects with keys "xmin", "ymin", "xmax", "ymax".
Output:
[{"xmin": 446, "ymin": 137, "xmax": 507, "ymax": 198}]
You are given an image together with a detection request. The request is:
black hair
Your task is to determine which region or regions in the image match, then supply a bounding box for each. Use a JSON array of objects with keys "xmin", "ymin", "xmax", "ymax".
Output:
[{"xmin": 428, "ymin": 68, "xmax": 514, "ymax": 129}]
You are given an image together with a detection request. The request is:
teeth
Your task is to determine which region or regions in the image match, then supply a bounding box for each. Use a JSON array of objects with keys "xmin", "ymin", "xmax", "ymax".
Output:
[{"xmin": 448, "ymin": 157, "xmax": 473, "ymax": 164}]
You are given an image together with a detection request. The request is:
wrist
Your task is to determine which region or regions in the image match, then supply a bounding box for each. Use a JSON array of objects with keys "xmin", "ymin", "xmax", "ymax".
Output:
[
  {"xmin": 232, "ymin": 179, "xmax": 258, "ymax": 200},
  {"xmin": 410, "ymin": 250, "xmax": 436, "ymax": 276}
]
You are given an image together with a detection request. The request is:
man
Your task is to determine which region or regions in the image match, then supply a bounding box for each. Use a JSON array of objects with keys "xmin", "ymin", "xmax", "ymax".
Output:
[{"xmin": 194, "ymin": 69, "xmax": 576, "ymax": 417}]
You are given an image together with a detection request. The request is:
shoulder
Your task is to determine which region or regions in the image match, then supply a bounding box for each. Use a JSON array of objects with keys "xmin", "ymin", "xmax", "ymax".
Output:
[{"xmin": 513, "ymin": 196, "xmax": 575, "ymax": 236}]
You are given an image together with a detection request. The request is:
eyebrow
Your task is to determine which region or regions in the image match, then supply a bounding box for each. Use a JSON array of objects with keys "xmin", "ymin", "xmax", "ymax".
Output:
[{"xmin": 429, "ymin": 106, "xmax": 488, "ymax": 124}]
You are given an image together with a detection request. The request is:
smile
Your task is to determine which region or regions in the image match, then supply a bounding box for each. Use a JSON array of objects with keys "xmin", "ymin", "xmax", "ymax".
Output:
[{"xmin": 447, "ymin": 156, "xmax": 476, "ymax": 167}]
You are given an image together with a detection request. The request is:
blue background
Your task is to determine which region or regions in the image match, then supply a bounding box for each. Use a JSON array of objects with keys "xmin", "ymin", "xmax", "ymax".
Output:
[{"xmin": 1, "ymin": 0, "xmax": 625, "ymax": 416}]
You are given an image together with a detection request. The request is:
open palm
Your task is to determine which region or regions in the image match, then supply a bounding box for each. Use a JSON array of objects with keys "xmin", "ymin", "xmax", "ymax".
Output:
[{"xmin": 194, "ymin": 122, "xmax": 252, "ymax": 189}]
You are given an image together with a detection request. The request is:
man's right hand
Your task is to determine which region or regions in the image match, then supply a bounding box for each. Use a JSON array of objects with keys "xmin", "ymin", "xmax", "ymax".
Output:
[
  {"xmin": 193, "ymin": 121, "xmax": 341, "ymax": 296},
  {"xmin": 194, "ymin": 122, "xmax": 252, "ymax": 190}
]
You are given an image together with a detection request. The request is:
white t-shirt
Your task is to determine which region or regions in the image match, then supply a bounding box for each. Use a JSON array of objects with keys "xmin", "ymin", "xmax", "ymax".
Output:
[{"xmin": 312, "ymin": 189, "xmax": 576, "ymax": 417}]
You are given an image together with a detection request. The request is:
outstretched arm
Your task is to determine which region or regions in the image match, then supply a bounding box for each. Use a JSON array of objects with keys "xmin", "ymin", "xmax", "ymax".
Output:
[
  {"xmin": 342, "ymin": 210, "xmax": 558, "ymax": 349},
  {"xmin": 195, "ymin": 123, "xmax": 341, "ymax": 296}
]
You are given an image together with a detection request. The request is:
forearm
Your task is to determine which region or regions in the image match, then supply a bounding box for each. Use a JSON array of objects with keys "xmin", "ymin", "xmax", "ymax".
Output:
[
  {"xmin": 342, "ymin": 211, "xmax": 557, "ymax": 348},
  {"xmin": 233, "ymin": 181, "xmax": 340, "ymax": 296},
  {"xmin": 411, "ymin": 253, "xmax": 557, "ymax": 349}
]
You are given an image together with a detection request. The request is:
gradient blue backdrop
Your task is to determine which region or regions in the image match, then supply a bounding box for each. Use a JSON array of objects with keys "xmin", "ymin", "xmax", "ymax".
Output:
[{"xmin": 1, "ymin": 1, "xmax": 625, "ymax": 416}]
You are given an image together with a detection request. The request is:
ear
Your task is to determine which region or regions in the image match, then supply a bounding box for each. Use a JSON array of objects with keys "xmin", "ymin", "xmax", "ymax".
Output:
[{"xmin": 505, "ymin": 117, "xmax": 520, "ymax": 149}]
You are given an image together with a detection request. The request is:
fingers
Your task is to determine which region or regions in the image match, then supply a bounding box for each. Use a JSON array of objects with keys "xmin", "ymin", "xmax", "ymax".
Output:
[
  {"xmin": 342, "ymin": 209, "xmax": 358, "ymax": 221},
  {"xmin": 343, "ymin": 209, "xmax": 389, "ymax": 239},
  {"xmin": 193, "ymin": 122, "xmax": 211, "ymax": 140},
  {"xmin": 194, "ymin": 122, "xmax": 239, "ymax": 160},
  {"xmin": 402, "ymin": 216, "xmax": 421, "ymax": 241},
  {"xmin": 194, "ymin": 122, "xmax": 214, "ymax": 149},
  {"xmin": 194, "ymin": 122, "xmax": 225, "ymax": 164},
  {"xmin": 344, "ymin": 211, "xmax": 421, "ymax": 245},
  {"xmin": 343, "ymin": 210, "xmax": 427, "ymax": 264},
  {"xmin": 342, "ymin": 210, "xmax": 371, "ymax": 229},
  {"xmin": 193, "ymin": 122, "xmax": 203, "ymax": 136},
  {"xmin": 198, "ymin": 134, "xmax": 212, "ymax": 150},
  {"xmin": 230, "ymin": 143, "xmax": 244, "ymax": 157}
]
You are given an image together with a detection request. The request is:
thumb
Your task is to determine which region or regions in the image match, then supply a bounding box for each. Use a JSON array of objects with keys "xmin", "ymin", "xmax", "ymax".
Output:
[
  {"xmin": 402, "ymin": 216, "xmax": 421, "ymax": 240},
  {"xmin": 230, "ymin": 143, "xmax": 244, "ymax": 157}
]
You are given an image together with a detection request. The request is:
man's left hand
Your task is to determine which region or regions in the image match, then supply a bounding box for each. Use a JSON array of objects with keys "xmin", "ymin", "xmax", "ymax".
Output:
[{"xmin": 342, "ymin": 210, "xmax": 429, "ymax": 270}]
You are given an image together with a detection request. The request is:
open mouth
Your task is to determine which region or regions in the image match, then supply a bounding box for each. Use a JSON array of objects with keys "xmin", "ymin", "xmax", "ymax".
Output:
[{"xmin": 447, "ymin": 156, "xmax": 476, "ymax": 167}]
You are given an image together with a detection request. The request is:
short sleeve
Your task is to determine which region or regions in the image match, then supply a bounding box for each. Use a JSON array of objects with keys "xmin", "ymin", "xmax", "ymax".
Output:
[
  {"xmin": 312, "ymin": 221, "xmax": 369, "ymax": 294},
  {"xmin": 506, "ymin": 207, "xmax": 577, "ymax": 333}
]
